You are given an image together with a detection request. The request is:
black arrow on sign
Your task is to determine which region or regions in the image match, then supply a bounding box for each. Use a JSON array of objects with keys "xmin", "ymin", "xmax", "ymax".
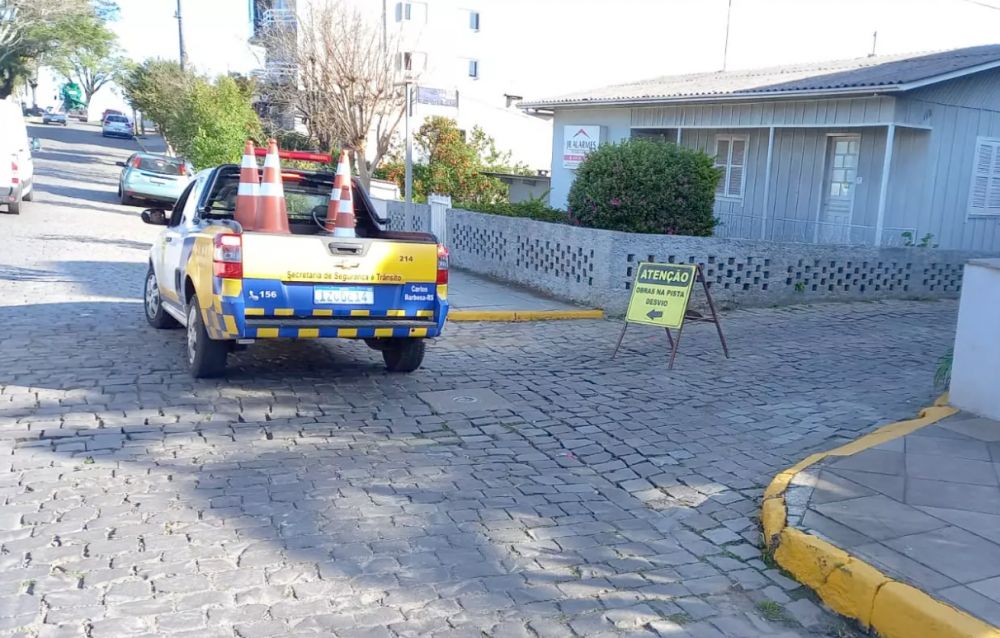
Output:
[{"xmin": 647, "ymin": 309, "xmax": 663, "ymax": 320}]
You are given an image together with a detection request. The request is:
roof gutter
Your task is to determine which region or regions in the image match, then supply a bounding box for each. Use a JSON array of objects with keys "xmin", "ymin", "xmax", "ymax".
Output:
[{"xmin": 518, "ymin": 85, "xmax": 901, "ymax": 110}]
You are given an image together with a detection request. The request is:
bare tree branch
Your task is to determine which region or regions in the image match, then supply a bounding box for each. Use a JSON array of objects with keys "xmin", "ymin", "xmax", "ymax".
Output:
[
  {"xmin": 0, "ymin": 0, "xmax": 89, "ymax": 66},
  {"xmin": 261, "ymin": 0, "xmax": 406, "ymax": 188}
]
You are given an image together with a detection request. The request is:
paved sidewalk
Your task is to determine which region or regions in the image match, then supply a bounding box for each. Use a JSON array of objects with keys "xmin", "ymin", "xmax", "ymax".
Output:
[
  {"xmin": 448, "ymin": 268, "xmax": 601, "ymax": 319},
  {"xmin": 792, "ymin": 411, "xmax": 1000, "ymax": 627}
]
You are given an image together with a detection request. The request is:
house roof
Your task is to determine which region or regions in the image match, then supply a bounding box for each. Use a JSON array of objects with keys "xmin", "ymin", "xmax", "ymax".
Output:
[{"xmin": 520, "ymin": 45, "xmax": 1000, "ymax": 109}]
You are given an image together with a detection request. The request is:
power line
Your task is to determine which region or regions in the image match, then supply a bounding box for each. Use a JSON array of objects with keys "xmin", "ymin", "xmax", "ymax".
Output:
[{"xmin": 957, "ymin": 0, "xmax": 1000, "ymax": 10}]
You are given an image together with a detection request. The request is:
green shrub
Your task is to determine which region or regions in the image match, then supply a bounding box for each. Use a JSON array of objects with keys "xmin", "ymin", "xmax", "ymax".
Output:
[
  {"xmin": 567, "ymin": 138, "xmax": 721, "ymax": 236},
  {"xmin": 458, "ymin": 191, "xmax": 568, "ymax": 224}
]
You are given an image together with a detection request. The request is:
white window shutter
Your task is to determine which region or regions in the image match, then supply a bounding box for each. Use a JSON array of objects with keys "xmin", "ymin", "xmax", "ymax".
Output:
[
  {"xmin": 989, "ymin": 142, "xmax": 1000, "ymax": 210},
  {"xmin": 728, "ymin": 138, "xmax": 746, "ymax": 197},
  {"xmin": 972, "ymin": 141, "xmax": 994, "ymax": 212}
]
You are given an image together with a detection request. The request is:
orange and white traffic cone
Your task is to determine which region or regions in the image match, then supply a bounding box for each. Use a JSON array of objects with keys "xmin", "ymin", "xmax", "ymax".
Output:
[
  {"xmin": 254, "ymin": 138, "xmax": 289, "ymax": 234},
  {"xmin": 325, "ymin": 149, "xmax": 355, "ymax": 237},
  {"xmin": 234, "ymin": 140, "xmax": 259, "ymax": 231}
]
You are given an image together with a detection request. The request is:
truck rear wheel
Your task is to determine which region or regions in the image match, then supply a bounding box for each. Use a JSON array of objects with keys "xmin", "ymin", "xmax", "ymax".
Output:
[
  {"xmin": 187, "ymin": 295, "xmax": 228, "ymax": 378},
  {"xmin": 382, "ymin": 338, "xmax": 425, "ymax": 373},
  {"xmin": 144, "ymin": 265, "xmax": 178, "ymax": 329}
]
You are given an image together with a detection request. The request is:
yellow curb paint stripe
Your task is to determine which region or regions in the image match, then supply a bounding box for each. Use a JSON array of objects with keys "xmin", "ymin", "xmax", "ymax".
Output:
[
  {"xmin": 762, "ymin": 395, "xmax": 996, "ymax": 638},
  {"xmin": 448, "ymin": 309, "xmax": 605, "ymax": 322}
]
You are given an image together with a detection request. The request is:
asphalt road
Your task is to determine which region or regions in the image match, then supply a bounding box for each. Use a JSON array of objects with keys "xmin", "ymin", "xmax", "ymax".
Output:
[{"xmin": 0, "ymin": 119, "xmax": 958, "ymax": 638}]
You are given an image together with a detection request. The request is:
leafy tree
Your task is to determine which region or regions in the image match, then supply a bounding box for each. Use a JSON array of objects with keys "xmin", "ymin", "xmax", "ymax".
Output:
[
  {"xmin": 0, "ymin": 0, "xmax": 98, "ymax": 99},
  {"xmin": 45, "ymin": 11, "xmax": 126, "ymax": 106},
  {"xmin": 377, "ymin": 116, "xmax": 531, "ymax": 204},
  {"xmin": 568, "ymin": 138, "xmax": 720, "ymax": 236},
  {"xmin": 0, "ymin": 0, "xmax": 119, "ymax": 100},
  {"xmin": 119, "ymin": 59, "xmax": 195, "ymax": 151},
  {"xmin": 170, "ymin": 75, "xmax": 263, "ymax": 169}
]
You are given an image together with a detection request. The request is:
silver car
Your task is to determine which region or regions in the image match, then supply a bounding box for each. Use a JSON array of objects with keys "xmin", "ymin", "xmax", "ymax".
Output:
[
  {"xmin": 42, "ymin": 112, "xmax": 67, "ymax": 126},
  {"xmin": 102, "ymin": 114, "xmax": 133, "ymax": 139}
]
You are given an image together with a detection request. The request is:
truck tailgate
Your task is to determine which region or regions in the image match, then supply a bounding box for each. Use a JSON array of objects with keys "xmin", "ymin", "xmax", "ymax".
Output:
[{"xmin": 238, "ymin": 233, "xmax": 442, "ymax": 323}]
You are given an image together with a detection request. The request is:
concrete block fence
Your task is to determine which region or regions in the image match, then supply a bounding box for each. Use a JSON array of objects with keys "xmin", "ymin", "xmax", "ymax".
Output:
[{"xmin": 383, "ymin": 200, "xmax": 997, "ymax": 315}]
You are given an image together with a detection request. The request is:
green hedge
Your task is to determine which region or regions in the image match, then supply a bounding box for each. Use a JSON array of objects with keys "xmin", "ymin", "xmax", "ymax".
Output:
[
  {"xmin": 568, "ymin": 138, "xmax": 720, "ymax": 236},
  {"xmin": 457, "ymin": 194, "xmax": 568, "ymax": 224}
]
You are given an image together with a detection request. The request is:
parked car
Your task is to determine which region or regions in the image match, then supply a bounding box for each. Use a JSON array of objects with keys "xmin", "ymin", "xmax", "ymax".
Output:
[
  {"xmin": 102, "ymin": 114, "xmax": 133, "ymax": 138},
  {"xmin": 102, "ymin": 109, "xmax": 124, "ymax": 121},
  {"xmin": 42, "ymin": 112, "xmax": 68, "ymax": 126},
  {"xmin": 116, "ymin": 153, "xmax": 194, "ymax": 206},
  {"xmin": 0, "ymin": 100, "xmax": 39, "ymax": 215}
]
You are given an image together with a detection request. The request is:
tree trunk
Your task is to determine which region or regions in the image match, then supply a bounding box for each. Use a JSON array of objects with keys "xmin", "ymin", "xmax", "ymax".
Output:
[
  {"xmin": 29, "ymin": 83, "xmax": 37, "ymax": 108},
  {"xmin": 355, "ymin": 148, "xmax": 372, "ymax": 190}
]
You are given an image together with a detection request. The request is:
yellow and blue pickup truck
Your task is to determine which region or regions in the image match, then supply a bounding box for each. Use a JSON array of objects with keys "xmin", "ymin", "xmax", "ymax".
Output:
[{"xmin": 140, "ymin": 162, "xmax": 448, "ymax": 378}]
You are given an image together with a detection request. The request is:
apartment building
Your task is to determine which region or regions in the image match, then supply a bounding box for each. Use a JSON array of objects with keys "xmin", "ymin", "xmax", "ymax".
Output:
[{"xmin": 248, "ymin": 0, "xmax": 551, "ymax": 171}]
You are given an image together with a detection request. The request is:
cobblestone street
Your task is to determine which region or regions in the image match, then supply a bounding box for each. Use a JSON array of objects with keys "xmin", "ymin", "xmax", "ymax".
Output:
[{"xmin": 0, "ymin": 122, "xmax": 956, "ymax": 637}]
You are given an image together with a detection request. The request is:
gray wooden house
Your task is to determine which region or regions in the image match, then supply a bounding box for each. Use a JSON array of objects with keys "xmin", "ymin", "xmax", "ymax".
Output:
[{"xmin": 521, "ymin": 45, "xmax": 1000, "ymax": 250}]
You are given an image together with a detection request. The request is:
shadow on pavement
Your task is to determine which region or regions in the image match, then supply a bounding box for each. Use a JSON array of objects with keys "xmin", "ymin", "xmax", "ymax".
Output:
[
  {"xmin": 0, "ymin": 301, "xmax": 703, "ymax": 637},
  {"xmin": 40, "ymin": 235, "xmax": 152, "ymax": 252}
]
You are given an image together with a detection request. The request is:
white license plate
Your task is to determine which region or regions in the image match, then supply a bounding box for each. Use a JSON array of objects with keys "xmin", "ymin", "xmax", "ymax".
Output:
[
  {"xmin": 150, "ymin": 178, "xmax": 166, "ymax": 184},
  {"xmin": 314, "ymin": 286, "xmax": 374, "ymax": 305}
]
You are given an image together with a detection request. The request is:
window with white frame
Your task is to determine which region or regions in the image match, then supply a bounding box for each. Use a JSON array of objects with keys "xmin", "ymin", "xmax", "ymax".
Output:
[
  {"xmin": 714, "ymin": 134, "xmax": 748, "ymax": 200},
  {"xmin": 469, "ymin": 10, "xmax": 480, "ymax": 31},
  {"xmin": 395, "ymin": 2, "xmax": 427, "ymax": 23},
  {"xmin": 397, "ymin": 51, "xmax": 427, "ymax": 73},
  {"xmin": 468, "ymin": 59, "xmax": 479, "ymax": 79},
  {"xmin": 969, "ymin": 137, "xmax": 1000, "ymax": 216}
]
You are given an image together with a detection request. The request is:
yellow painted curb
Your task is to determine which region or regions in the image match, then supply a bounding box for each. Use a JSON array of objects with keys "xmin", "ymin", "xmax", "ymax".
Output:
[
  {"xmin": 448, "ymin": 309, "xmax": 604, "ymax": 322},
  {"xmin": 761, "ymin": 395, "xmax": 1000, "ymax": 638}
]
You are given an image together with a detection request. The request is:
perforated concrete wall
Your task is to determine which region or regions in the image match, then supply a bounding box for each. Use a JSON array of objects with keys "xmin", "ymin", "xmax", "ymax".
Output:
[{"xmin": 388, "ymin": 204, "xmax": 994, "ymax": 315}]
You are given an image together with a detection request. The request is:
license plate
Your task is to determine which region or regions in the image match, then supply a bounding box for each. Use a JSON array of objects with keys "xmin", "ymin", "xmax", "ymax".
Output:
[
  {"xmin": 150, "ymin": 178, "xmax": 166, "ymax": 184},
  {"xmin": 314, "ymin": 286, "xmax": 374, "ymax": 305}
]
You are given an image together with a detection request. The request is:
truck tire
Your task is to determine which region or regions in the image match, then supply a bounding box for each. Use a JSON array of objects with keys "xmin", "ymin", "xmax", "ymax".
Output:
[
  {"xmin": 21, "ymin": 186, "xmax": 32, "ymax": 202},
  {"xmin": 143, "ymin": 265, "xmax": 178, "ymax": 329},
  {"xmin": 8, "ymin": 199, "xmax": 20, "ymax": 215},
  {"xmin": 382, "ymin": 338, "xmax": 425, "ymax": 372},
  {"xmin": 186, "ymin": 295, "xmax": 228, "ymax": 378}
]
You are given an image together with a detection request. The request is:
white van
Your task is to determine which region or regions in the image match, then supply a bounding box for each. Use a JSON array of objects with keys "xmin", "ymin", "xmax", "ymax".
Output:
[{"xmin": 0, "ymin": 99, "xmax": 38, "ymax": 215}]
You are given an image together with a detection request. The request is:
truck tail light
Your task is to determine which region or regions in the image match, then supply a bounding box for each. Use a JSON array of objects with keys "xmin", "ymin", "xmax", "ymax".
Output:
[
  {"xmin": 213, "ymin": 233, "xmax": 243, "ymax": 279},
  {"xmin": 436, "ymin": 244, "xmax": 449, "ymax": 285},
  {"xmin": 10, "ymin": 157, "xmax": 17, "ymax": 185}
]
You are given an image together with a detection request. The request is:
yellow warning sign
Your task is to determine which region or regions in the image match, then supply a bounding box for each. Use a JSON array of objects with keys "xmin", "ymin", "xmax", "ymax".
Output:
[{"xmin": 625, "ymin": 263, "xmax": 697, "ymax": 329}]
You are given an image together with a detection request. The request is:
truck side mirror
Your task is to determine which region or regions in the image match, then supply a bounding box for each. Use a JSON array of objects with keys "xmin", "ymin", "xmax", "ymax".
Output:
[{"xmin": 141, "ymin": 209, "xmax": 168, "ymax": 225}]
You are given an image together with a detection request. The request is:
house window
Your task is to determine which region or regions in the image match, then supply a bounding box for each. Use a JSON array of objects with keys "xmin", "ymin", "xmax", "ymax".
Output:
[
  {"xmin": 969, "ymin": 137, "xmax": 1000, "ymax": 216},
  {"xmin": 714, "ymin": 134, "xmax": 748, "ymax": 200},
  {"xmin": 468, "ymin": 59, "xmax": 479, "ymax": 79},
  {"xmin": 469, "ymin": 11, "xmax": 480, "ymax": 31}
]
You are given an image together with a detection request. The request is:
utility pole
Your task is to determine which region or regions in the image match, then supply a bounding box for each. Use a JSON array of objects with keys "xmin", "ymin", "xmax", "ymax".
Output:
[
  {"xmin": 404, "ymin": 81, "xmax": 413, "ymax": 207},
  {"xmin": 175, "ymin": 0, "xmax": 188, "ymax": 71},
  {"xmin": 722, "ymin": 0, "xmax": 733, "ymax": 71}
]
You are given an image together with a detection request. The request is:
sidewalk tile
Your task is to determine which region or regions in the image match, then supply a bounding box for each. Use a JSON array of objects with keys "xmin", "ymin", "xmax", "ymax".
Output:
[
  {"xmin": 904, "ymin": 436, "xmax": 991, "ymax": 461},
  {"xmin": 884, "ymin": 526, "xmax": 1000, "ymax": 583},
  {"xmin": 850, "ymin": 542, "xmax": 957, "ymax": 591},
  {"xmin": 828, "ymin": 449, "xmax": 904, "ymax": 475},
  {"xmin": 968, "ymin": 576, "xmax": 1000, "ymax": 603},
  {"xmin": 809, "ymin": 470, "xmax": 875, "ymax": 505},
  {"xmin": 905, "ymin": 478, "xmax": 1000, "ymax": 515},
  {"xmin": 909, "ymin": 424, "xmax": 978, "ymax": 441},
  {"xmin": 937, "ymin": 585, "xmax": 1000, "ymax": 627},
  {"xmin": 827, "ymin": 469, "xmax": 904, "ymax": 500},
  {"xmin": 940, "ymin": 418, "xmax": 1000, "ymax": 442},
  {"xmin": 813, "ymin": 495, "xmax": 947, "ymax": 541},
  {"xmin": 914, "ymin": 506, "xmax": 1000, "ymax": 544},
  {"xmin": 905, "ymin": 454, "xmax": 998, "ymax": 486},
  {"xmin": 800, "ymin": 511, "xmax": 871, "ymax": 549}
]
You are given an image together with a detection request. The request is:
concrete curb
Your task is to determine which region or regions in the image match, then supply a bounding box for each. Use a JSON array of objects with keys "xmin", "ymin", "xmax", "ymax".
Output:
[
  {"xmin": 762, "ymin": 395, "xmax": 1000, "ymax": 638},
  {"xmin": 448, "ymin": 309, "xmax": 604, "ymax": 322}
]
